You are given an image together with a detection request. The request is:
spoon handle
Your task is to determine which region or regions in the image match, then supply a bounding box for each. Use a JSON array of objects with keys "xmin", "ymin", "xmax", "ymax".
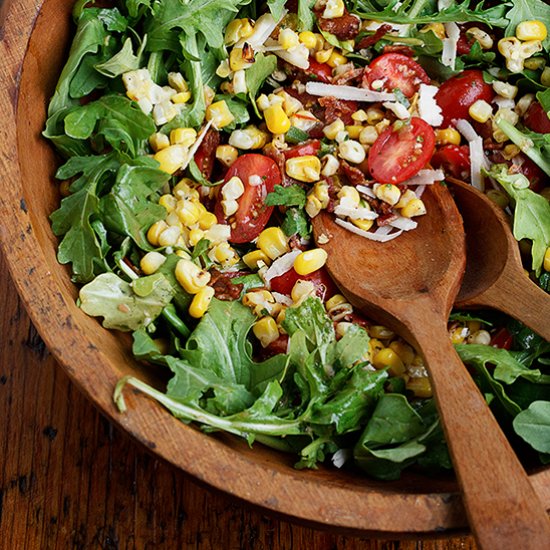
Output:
[{"xmin": 411, "ymin": 319, "xmax": 550, "ymax": 549}]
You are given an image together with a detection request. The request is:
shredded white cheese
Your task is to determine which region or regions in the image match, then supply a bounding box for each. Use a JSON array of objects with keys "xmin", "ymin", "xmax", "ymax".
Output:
[
  {"xmin": 388, "ymin": 216, "xmax": 418, "ymax": 231},
  {"xmin": 181, "ymin": 119, "xmax": 213, "ymax": 171},
  {"xmin": 418, "ymin": 84, "xmax": 443, "ymax": 127},
  {"xmin": 335, "ymin": 218, "xmax": 403, "ymax": 242},
  {"xmin": 264, "ymin": 250, "xmax": 301, "ymax": 285},
  {"xmin": 442, "ymin": 22, "xmax": 460, "ymax": 70},
  {"xmin": 404, "ymin": 168, "xmax": 445, "ymax": 186},
  {"xmin": 305, "ymin": 82, "xmax": 396, "ymax": 102},
  {"xmin": 455, "ymin": 118, "xmax": 491, "ymax": 191},
  {"xmin": 333, "ymin": 205, "xmax": 379, "ymax": 220},
  {"xmin": 382, "ymin": 101, "xmax": 411, "ymax": 120}
]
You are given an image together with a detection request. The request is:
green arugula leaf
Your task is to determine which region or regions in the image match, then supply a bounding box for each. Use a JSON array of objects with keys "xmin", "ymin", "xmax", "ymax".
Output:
[
  {"xmin": 513, "ymin": 401, "xmax": 550, "ymax": 453},
  {"xmin": 267, "ymin": 0, "xmax": 286, "ymax": 21},
  {"xmin": 266, "ymin": 184, "xmax": 307, "ymax": 207},
  {"xmin": 297, "ymin": 0, "xmax": 316, "ymax": 31},
  {"xmin": 245, "ymin": 52, "xmax": 278, "ymax": 105},
  {"xmin": 95, "ymin": 36, "xmax": 146, "ymax": 77},
  {"xmin": 281, "ymin": 206, "xmax": 311, "ymax": 238}
]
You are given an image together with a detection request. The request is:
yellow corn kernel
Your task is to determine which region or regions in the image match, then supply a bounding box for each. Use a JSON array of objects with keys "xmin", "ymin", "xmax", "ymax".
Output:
[
  {"xmin": 225, "ymin": 19, "xmax": 243, "ymax": 45},
  {"xmin": 327, "ymin": 51, "xmax": 347, "ymax": 68},
  {"xmin": 359, "ymin": 126, "xmax": 379, "ymax": 145},
  {"xmin": 294, "ymin": 248, "xmax": 328, "ymax": 276},
  {"xmin": 149, "ymin": 132, "xmax": 170, "ymax": 152},
  {"xmin": 215, "ymin": 145, "xmax": 238, "ymax": 167},
  {"xmin": 147, "ymin": 220, "xmax": 169, "ymax": 247},
  {"xmin": 395, "ymin": 189, "xmax": 417, "ymax": 209},
  {"xmin": 544, "ymin": 247, "xmax": 550, "ymax": 272},
  {"xmin": 339, "ymin": 140, "xmax": 366, "ymax": 164},
  {"xmin": 389, "ymin": 341, "xmax": 415, "ymax": 366},
  {"xmin": 468, "ymin": 99, "xmax": 493, "ymax": 123},
  {"xmin": 325, "ymin": 294, "xmax": 347, "ymax": 311},
  {"xmin": 338, "ymin": 186, "xmax": 360, "ymax": 207},
  {"xmin": 498, "ymin": 37, "xmax": 543, "ymax": 73},
  {"xmin": 165, "ymin": 211, "xmax": 183, "ymax": 230},
  {"xmin": 492, "ymin": 81, "xmax": 518, "ymax": 100},
  {"xmin": 299, "ymin": 31, "xmax": 317, "ymax": 49},
  {"xmin": 467, "ymin": 329, "xmax": 492, "ymax": 345},
  {"xmin": 140, "ymin": 251, "xmax": 167, "ymax": 275},
  {"xmin": 312, "ymin": 181, "xmax": 330, "ymax": 208},
  {"xmin": 352, "ymin": 109, "xmax": 368, "ymax": 122},
  {"xmin": 366, "ymin": 107, "xmax": 384, "ymax": 124},
  {"xmin": 374, "ymin": 183, "xmax": 401, "ymax": 206},
  {"xmin": 516, "ymin": 20, "xmax": 548, "ymax": 42},
  {"xmin": 198, "ymin": 211, "xmax": 218, "ymax": 231},
  {"xmin": 406, "ymin": 376, "xmax": 433, "ymax": 398},
  {"xmin": 466, "ymin": 27, "xmax": 494, "ymax": 50},
  {"xmin": 279, "ymin": 28, "xmax": 300, "ymax": 50},
  {"xmin": 401, "ymin": 198, "xmax": 426, "ymax": 218},
  {"xmin": 372, "ymin": 348, "xmax": 406, "ymax": 376},
  {"xmin": 158, "ymin": 226, "xmax": 181, "ymax": 247},
  {"xmin": 257, "ymin": 227, "xmax": 289, "ymax": 260},
  {"xmin": 243, "ymin": 290, "xmax": 274, "ymax": 308},
  {"xmin": 321, "ymin": 154, "xmax": 340, "ymax": 177},
  {"xmin": 211, "ymin": 242, "xmax": 238, "ymax": 265},
  {"xmin": 323, "ymin": 118, "xmax": 345, "ymax": 140},
  {"xmin": 285, "ymin": 155, "xmax": 321, "ymax": 183},
  {"xmin": 173, "ymin": 179, "xmax": 200, "ymax": 201},
  {"xmin": 368, "ymin": 338, "xmax": 384, "ymax": 362},
  {"xmin": 291, "ymin": 280, "xmax": 316, "ymax": 303},
  {"xmin": 243, "ymin": 250, "xmax": 271, "ymax": 269},
  {"xmin": 420, "ymin": 23, "xmax": 446, "ymax": 40},
  {"xmin": 264, "ymin": 104, "xmax": 291, "ymax": 134},
  {"xmin": 229, "ymin": 47, "xmax": 254, "ymax": 71},
  {"xmin": 171, "ymin": 91, "xmax": 192, "ymax": 104},
  {"xmin": 322, "ymin": 0, "xmax": 344, "ymax": 19},
  {"xmin": 175, "ymin": 259, "xmax": 211, "ymax": 294},
  {"xmin": 467, "ymin": 320, "xmax": 482, "ymax": 334},
  {"xmin": 352, "ymin": 218, "xmax": 374, "ymax": 231},
  {"xmin": 315, "ymin": 47, "xmax": 334, "ymax": 64},
  {"xmin": 206, "ymin": 100, "xmax": 235, "ymax": 129},
  {"xmin": 175, "ymin": 200, "xmax": 201, "ymax": 227},
  {"xmin": 449, "ymin": 325, "xmax": 467, "ymax": 344},
  {"xmin": 159, "ymin": 194, "xmax": 177, "ymax": 212},
  {"xmin": 253, "ymin": 316, "xmax": 280, "ymax": 348},
  {"xmin": 305, "ymin": 194, "xmax": 323, "ymax": 217},
  {"xmin": 228, "ymin": 126, "xmax": 268, "ymax": 150},
  {"xmin": 345, "ymin": 125, "xmax": 363, "ymax": 139},
  {"xmin": 188, "ymin": 228, "xmax": 205, "ymax": 246},
  {"xmin": 188, "ymin": 286, "xmax": 215, "ymax": 318},
  {"xmin": 170, "ymin": 127, "xmax": 197, "ymax": 147},
  {"xmin": 435, "ymin": 128, "xmax": 461, "ymax": 146},
  {"xmin": 369, "ymin": 325, "xmax": 395, "ymax": 340},
  {"xmin": 153, "ymin": 144, "xmax": 186, "ymax": 174}
]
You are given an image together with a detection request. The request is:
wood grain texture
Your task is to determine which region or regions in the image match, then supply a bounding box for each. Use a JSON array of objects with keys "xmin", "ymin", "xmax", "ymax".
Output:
[{"xmin": 0, "ymin": 252, "xmax": 478, "ymax": 549}]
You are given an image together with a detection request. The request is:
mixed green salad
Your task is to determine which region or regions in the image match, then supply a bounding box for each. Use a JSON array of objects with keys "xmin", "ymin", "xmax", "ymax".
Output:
[{"xmin": 45, "ymin": 0, "xmax": 550, "ymax": 479}]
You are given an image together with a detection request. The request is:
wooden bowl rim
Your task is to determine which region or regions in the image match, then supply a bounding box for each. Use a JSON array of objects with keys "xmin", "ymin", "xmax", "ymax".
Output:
[{"xmin": 0, "ymin": 0, "xmax": 548, "ymax": 537}]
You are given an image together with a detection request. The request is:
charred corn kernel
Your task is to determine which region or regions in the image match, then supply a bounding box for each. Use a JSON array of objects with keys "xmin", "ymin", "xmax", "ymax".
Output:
[
  {"xmin": 395, "ymin": 189, "xmax": 417, "ymax": 209},
  {"xmin": 328, "ymin": 301, "xmax": 353, "ymax": 321},
  {"xmin": 374, "ymin": 183, "xmax": 401, "ymax": 206},
  {"xmin": 175, "ymin": 200, "xmax": 201, "ymax": 226},
  {"xmin": 372, "ymin": 348, "xmax": 406, "ymax": 376},
  {"xmin": 229, "ymin": 47, "xmax": 254, "ymax": 71},
  {"xmin": 345, "ymin": 125, "xmax": 363, "ymax": 139},
  {"xmin": 401, "ymin": 198, "xmax": 426, "ymax": 218},
  {"xmin": 369, "ymin": 325, "xmax": 395, "ymax": 340},
  {"xmin": 149, "ymin": 132, "xmax": 170, "ymax": 152},
  {"xmin": 189, "ymin": 286, "xmax": 215, "ymax": 318},
  {"xmin": 468, "ymin": 99, "xmax": 493, "ymax": 123},
  {"xmin": 323, "ymin": 119, "xmax": 345, "ymax": 140},
  {"xmin": 352, "ymin": 218, "xmax": 374, "ymax": 231},
  {"xmin": 222, "ymin": 176, "xmax": 245, "ymax": 201},
  {"xmin": 498, "ymin": 37, "xmax": 543, "ymax": 73},
  {"xmin": 188, "ymin": 228, "xmax": 205, "ymax": 246},
  {"xmin": 338, "ymin": 186, "xmax": 360, "ymax": 207},
  {"xmin": 321, "ymin": 154, "xmax": 340, "ymax": 177},
  {"xmin": 229, "ymin": 126, "xmax": 268, "ymax": 150},
  {"xmin": 159, "ymin": 194, "xmax": 177, "ymax": 212},
  {"xmin": 367, "ymin": 338, "xmax": 384, "ymax": 361},
  {"xmin": 328, "ymin": 51, "xmax": 347, "ymax": 68},
  {"xmin": 305, "ymin": 194, "xmax": 323, "ymax": 217},
  {"xmin": 173, "ymin": 179, "xmax": 200, "ymax": 201},
  {"xmin": 325, "ymin": 294, "xmax": 347, "ymax": 311},
  {"xmin": 544, "ymin": 247, "xmax": 550, "ymax": 272},
  {"xmin": 359, "ymin": 126, "xmax": 378, "ymax": 145},
  {"xmin": 466, "ymin": 27, "xmax": 493, "ymax": 49},
  {"xmin": 257, "ymin": 227, "xmax": 289, "ymax": 260},
  {"xmin": 492, "ymin": 81, "xmax": 518, "ymax": 99},
  {"xmin": 486, "ymin": 189, "xmax": 509, "ymax": 208},
  {"xmin": 279, "ymin": 28, "xmax": 300, "ymax": 50},
  {"xmin": 315, "ymin": 47, "xmax": 333, "ymax": 64},
  {"xmin": 158, "ymin": 226, "xmax": 181, "ymax": 247},
  {"xmin": 338, "ymin": 140, "xmax": 366, "ymax": 164},
  {"xmin": 435, "ymin": 128, "xmax": 461, "ymax": 146},
  {"xmin": 147, "ymin": 220, "xmax": 169, "ymax": 246},
  {"xmin": 196, "ymin": 212, "xmax": 216, "ymax": 231},
  {"xmin": 294, "ymin": 248, "xmax": 328, "ymax": 276},
  {"xmin": 154, "ymin": 144, "xmax": 186, "ymax": 174},
  {"xmin": 389, "ymin": 341, "xmax": 415, "ymax": 366},
  {"xmin": 407, "ymin": 376, "xmax": 432, "ymax": 398},
  {"xmin": 140, "ymin": 251, "xmax": 167, "ymax": 275},
  {"xmin": 243, "ymin": 250, "xmax": 271, "ymax": 269},
  {"xmin": 322, "ymin": 0, "xmax": 345, "ymax": 19},
  {"xmin": 285, "ymin": 155, "xmax": 321, "ymax": 183},
  {"xmin": 299, "ymin": 31, "xmax": 317, "ymax": 49},
  {"xmin": 516, "ymin": 20, "xmax": 548, "ymax": 42},
  {"xmin": 206, "ymin": 100, "xmax": 235, "ymax": 129},
  {"xmin": 467, "ymin": 329, "xmax": 492, "ymax": 345},
  {"xmin": 253, "ymin": 316, "xmax": 279, "ymax": 348},
  {"xmin": 171, "ymin": 91, "xmax": 191, "ymax": 104},
  {"xmin": 170, "ymin": 127, "xmax": 197, "ymax": 147},
  {"xmin": 264, "ymin": 104, "xmax": 291, "ymax": 134},
  {"xmin": 291, "ymin": 279, "xmax": 316, "ymax": 303},
  {"xmin": 175, "ymin": 259, "xmax": 211, "ymax": 294},
  {"xmin": 420, "ymin": 23, "xmax": 446, "ymax": 40},
  {"xmin": 215, "ymin": 145, "xmax": 238, "ymax": 167}
]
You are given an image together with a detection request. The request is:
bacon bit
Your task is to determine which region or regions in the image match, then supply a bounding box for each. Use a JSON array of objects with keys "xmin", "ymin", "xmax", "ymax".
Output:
[
  {"xmin": 382, "ymin": 45, "xmax": 415, "ymax": 56},
  {"xmin": 356, "ymin": 24, "xmax": 392, "ymax": 50},
  {"xmin": 288, "ymin": 235, "xmax": 307, "ymax": 251},
  {"xmin": 333, "ymin": 67, "xmax": 363, "ymax": 86},
  {"xmin": 316, "ymin": 10, "xmax": 361, "ymax": 40},
  {"xmin": 209, "ymin": 269, "xmax": 246, "ymax": 301},
  {"xmin": 377, "ymin": 212, "xmax": 399, "ymax": 226},
  {"xmin": 242, "ymin": 43, "xmax": 255, "ymax": 64},
  {"xmin": 318, "ymin": 96, "xmax": 358, "ymax": 125},
  {"xmin": 340, "ymin": 160, "xmax": 367, "ymax": 186}
]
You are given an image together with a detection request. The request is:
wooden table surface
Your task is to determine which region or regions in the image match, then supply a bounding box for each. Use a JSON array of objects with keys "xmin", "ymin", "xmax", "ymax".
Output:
[{"xmin": 0, "ymin": 249, "xmax": 477, "ymax": 549}]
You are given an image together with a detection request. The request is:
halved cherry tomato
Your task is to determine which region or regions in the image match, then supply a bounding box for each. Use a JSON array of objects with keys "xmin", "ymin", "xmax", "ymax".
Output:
[
  {"xmin": 363, "ymin": 53, "xmax": 430, "ymax": 98},
  {"xmin": 305, "ymin": 58, "xmax": 333, "ymax": 83},
  {"xmin": 283, "ymin": 140, "xmax": 321, "ymax": 159},
  {"xmin": 435, "ymin": 70, "xmax": 494, "ymax": 128},
  {"xmin": 432, "ymin": 145, "xmax": 471, "ymax": 181},
  {"xmin": 257, "ymin": 334, "xmax": 289, "ymax": 359},
  {"xmin": 214, "ymin": 154, "xmax": 281, "ymax": 243},
  {"xmin": 194, "ymin": 129, "xmax": 220, "ymax": 179},
  {"xmin": 523, "ymin": 101, "xmax": 550, "ymax": 134},
  {"xmin": 490, "ymin": 328, "xmax": 513, "ymax": 350},
  {"xmin": 368, "ymin": 117, "xmax": 436, "ymax": 184},
  {"xmin": 270, "ymin": 266, "xmax": 338, "ymax": 302}
]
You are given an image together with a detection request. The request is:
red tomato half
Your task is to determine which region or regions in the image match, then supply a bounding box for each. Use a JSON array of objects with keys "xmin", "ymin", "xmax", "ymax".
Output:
[
  {"xmin": 194, "ymin": 129, "xmax": 220, "ymax": 179},
  {"xmin": 490, "ymin": 328, "xmax": 513, "ymax": 350},
  {"xmin": 305, "ymin": 58, "xmax": 333, "ymax": 83},
  {"xmin": 363, "ymin": 53, "xmax": 430, "ymax": 98},
  {"xmin": 270, "ymin": 267, "xmax": 338, "ymax": 302},
  {"xmin": 214, "ymin": 154, "xmax": 281, "ymax": 243},
  {"xmin": 283, "ymin": 140, "xmax": 321, "ymax": 159},
  {"xmin": 368, "ymin": 118, "xmax": 436, "ymax": 184},
  {"xmin": 432, "ymin": 145, "xmax": 471, "ymax": 181},
  {"xmin": 435, "ymin": 70, "xmax": 494, "ymax": 128},
  {"xmin": 523, "ymin": 101, "xmax": 550, "ymax": 134}
]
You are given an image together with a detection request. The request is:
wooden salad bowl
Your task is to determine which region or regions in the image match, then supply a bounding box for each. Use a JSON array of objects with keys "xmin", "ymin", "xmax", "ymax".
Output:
[{"xmin": 0, "ymin": 0, "xmax": 548, "ymax": 537}]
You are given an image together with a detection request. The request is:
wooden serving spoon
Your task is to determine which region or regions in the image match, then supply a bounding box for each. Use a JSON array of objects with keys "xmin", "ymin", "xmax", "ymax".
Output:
[
  {"xmin": 312, "ymin": 182, "xmax": 550, "ymax": 549},
  {"xmin": 449, "ymin": 177, "xmax": 550, "ymax": 341}
]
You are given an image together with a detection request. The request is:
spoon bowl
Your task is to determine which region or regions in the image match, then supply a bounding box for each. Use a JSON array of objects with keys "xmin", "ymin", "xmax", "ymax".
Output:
[{"xmin": 313, "ymin": 182, "xmax": 550, "ymax": 549}]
